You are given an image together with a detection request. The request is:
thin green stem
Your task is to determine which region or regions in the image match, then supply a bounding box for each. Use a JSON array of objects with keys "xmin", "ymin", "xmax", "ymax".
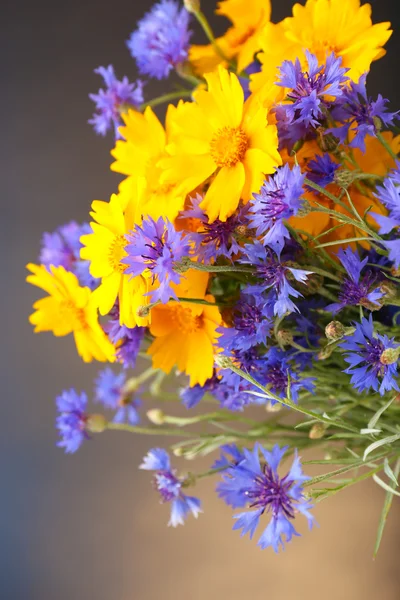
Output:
[
  {"xmin": 141, "ymin": 89, "xmax": 193, "ymax": 110},
  {"xmin": 193, "ymin": 9, "xmax": 233, "ymax": 64},
  {"xmin": 107, "ymin": 422, "xmax": 195, "ymax": 437}
]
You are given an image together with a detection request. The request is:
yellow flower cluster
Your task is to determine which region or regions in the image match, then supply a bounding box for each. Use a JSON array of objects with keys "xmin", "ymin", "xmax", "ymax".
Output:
[{"xmin": 27, "ymin": 0, "xmax": 394, "ymax": 387}]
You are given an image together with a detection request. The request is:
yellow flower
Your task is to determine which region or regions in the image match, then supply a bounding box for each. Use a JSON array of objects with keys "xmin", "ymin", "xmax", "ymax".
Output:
[
  {"xmin": 80, "ymin": 190, "xmax": 150, "ymax": 328},
  {"xmin": 251, "ymin": 0, "xmax": 392, "ymax": 98},
  {"xmin": 27, "ymin": 264, "xmax": 115, "ymax": 363},
  {"xmin": 159, "ymin": 66, "xmax": 281, "ymax": 223},
  {"xmin": 148, "ymin": 270, "xmax": 221, "ymax": 386},
  {"xmin": 190, "ymin": 0, "xmax": 271, "ymax": 75},
  {"xmin": 110, "ymin": 105, "xmax": 190, "ymax": 222}
]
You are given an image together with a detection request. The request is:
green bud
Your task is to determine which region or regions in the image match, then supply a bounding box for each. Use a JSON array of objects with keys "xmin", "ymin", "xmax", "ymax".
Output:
[
  {"xmin": 183, "ymin": 0, "xmax": 200, "ymax": 13},
  {"xmin": 276, "ymin": 329, "xmax": 293, "ymax": 346},
  {"xmin": 325, "ymin": 320, "xmax": 346, "ymax": 341},
  {"xmin": 309, "ymin": 423, "xmax": 327, "ymax": 440},
  {"xmin": 334, "ymin": 169, "xmax": 355, "ymax": 189},
  {"xmin": 86, "ymin": 414, "xmax": 107, "ymax": 433},
  {"xmin": 137, "ymin": 304, "xmax": 151, "ymax": 318},
  {"xmin": 317, "ymin": 345, "xmax": 334, "ymax": 360},
  {"xmin": 380, "ymin": 348, "xmax": 400, "ymax": 366},
  {"xmin": 147, "ymin": 409, "xmax": 165, "ymax": 425},
  {"xmin": 173, "ymin": 257, "xmax": 192, "ymax": 273},
  {"xmin": 215, "ymin": 355, "xmax": 234, "ymax": 369},
  {"xmin": 266, "ymin": 401, "xmax": 282, "ymax": 413}
]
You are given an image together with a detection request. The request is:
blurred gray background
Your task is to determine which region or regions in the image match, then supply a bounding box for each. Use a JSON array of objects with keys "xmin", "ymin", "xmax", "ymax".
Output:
[{"xmin": 2, "ymin": 0, "xmax": 400, "ymax": 598}]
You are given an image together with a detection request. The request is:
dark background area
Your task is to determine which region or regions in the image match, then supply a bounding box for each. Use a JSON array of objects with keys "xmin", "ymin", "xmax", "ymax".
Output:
[{"xmin": 2, "ymin": 0, "xmax": 400, "ymax": 598}]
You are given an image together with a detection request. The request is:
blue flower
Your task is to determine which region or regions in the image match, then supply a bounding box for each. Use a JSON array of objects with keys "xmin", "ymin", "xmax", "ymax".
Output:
[
  {"xmin": 382, "ymin": 238, "xmax": 400, "ymax": 269},
  {"xmin": 140, "ymin": 448, "xmax": 202, "ymax": 526},
  {"xmin": 89, "ymin": 65, "xmax": 144, "ymax": 137},
  {"xmin": 326, "ymin": 248, "xmax": 382, "ymax": 313},
  {"xmin": 212, "ymin": 444, "xmax": 245, "ymax": 470},
  {"xmin": 261, "ymin": 348, "xmax": 315, "ymax": 404},
  {"xmin": 94, "ymin": 367, "xmax": 141, "ymax": 425},
  {"xmin": 127, "ymin": 0, "xmax": 192, "ymax": 80},
  {"xmin": 306, "ymin": 153, "xmax": 339, "ymax": 188},
  {"xmin": 182, "ymin": 194, "xmax": 247, "ymax": 263},
  {"xmin": 104, "ymin": 303, "xmax": 145, "ymax": 368},
  {"xmin": 55, "ymin": 389, "xmax": 89, "ymax": 453},
  {"xmin": 373, "ymin": 162, "xmax": 400, "ymax": 235},
  {"xmin": 124, "ymin": 217, "xmax": 191, "ymax": 304},
  {"xmin": 218, "ymin": 293, "xmax": 274, "ymax": 352},
  {"xmin": 219, "ymin": 443, "xmax": 314, "ymax": 551},
  {"xmin": 249, "ymin": 164, "xmax": 305, "ymax": 256},
  {"xmin": 340, "ymin": 315, "xmax": 400, "ymax": 396},
  {"xmin": 331, "ymin": 74, "xmax": 398, "ymax": 152},
  {"xmin": 240, "ymin": 242, "xmax": 312, "ymax": 317},
  {"xmin": 40, "ymin": 221, "xmax": 98, "ymax": 289},
  {"xmin": 277, "ymin": 51, "xmax": 348, "ymax": 130}
]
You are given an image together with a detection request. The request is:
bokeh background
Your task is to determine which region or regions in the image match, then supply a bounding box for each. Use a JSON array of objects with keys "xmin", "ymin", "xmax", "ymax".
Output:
[{"xmin": 2, "ymin": 0, "xmax": 400, "ymax": 598}]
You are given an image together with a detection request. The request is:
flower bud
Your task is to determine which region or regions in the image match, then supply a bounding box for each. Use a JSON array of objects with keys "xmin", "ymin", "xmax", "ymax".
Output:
[
  {"xmin": 380, "ymin": 281, "xmax": 397, "ymax": 302},
  {"xmin": 147, "ymin": 409, "xmax": 165, "ymax": 425},
  {"xmin": 317, "ymin": 345, "xmax": 334, "ymax": 360},
  {"xmin": 276, "ymin": 329, "xmax": 293, "ymax": 346},
  {"xmin": 334, "ymin": 168, "xmax": 354, "ymax": 189},
  {"xmin": 266, "ymin": 401, "xmax": 282, "ymax": 413},
  {"xmin": 325, "ymin": 320, "xmax": 346, "ymax": 341},
  {"xmin": 137, "ymin": 304, "xmax": 151, "ymax": 318},
  {"xmin": 309, "ymin": 423, "xmax": 327, "ymax": 439},
  {"xmin": 183, "ymin": 0, "xmax": 200, "ymax": 13},
  {"xmin": 86, "ymin": 413, "xmax": 107, "ymax": 433},
  {"xmin": 214, "ymin": 355, "xmax": 234, "ymax": 369},
  {"xmin": 173, "ymin": 257, "xmax": 192, "ymax": 273},
  {"xmin": 380, "ymin": 348, "xmax": 400, "ymax": 366}
]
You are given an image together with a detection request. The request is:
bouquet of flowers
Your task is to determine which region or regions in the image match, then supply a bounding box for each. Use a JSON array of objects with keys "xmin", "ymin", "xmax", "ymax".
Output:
[{"xmin": 27, "ymin": 0, "xmax": 400, "ymax": 554}]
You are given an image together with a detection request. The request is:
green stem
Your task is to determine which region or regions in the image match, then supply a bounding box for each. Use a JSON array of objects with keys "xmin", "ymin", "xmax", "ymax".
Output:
[
  {"xmin": 193, "ymin": 9, "xmax": 232, "ymax": 64},
  {"xmin": 107, "ymin": 422, "xmax": 195, "ymax": 437},
  {"xmin": 140, "ymin": 89, "xmax": 193, "ymax": 110}
]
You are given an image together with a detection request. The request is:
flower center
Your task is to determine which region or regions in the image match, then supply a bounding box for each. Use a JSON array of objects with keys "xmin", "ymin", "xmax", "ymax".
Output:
[
  {"xmin": 60, "ymin": 300, "xmax": 88, "ymax": 331},
  {"xmin": 312, "ymin": 40, "xmax": 339, "ymax": 64},
  {"xmin": 246, "ymin": 464, "xmax": 295, "ymax": 519},
  {"xmin": 169, "ymin": 304, "xmax": 203, "ymax": 334},
  {"xmin": 154, "ymin": 470, "xmax": 181, "ymax": 503},
  {"xmin": 109, "ymin": 234, "xmax": 128, "ymax": 273},
  {"xmin": 210, "ymin": 126, "xmax": 249, "ymax": 168}
]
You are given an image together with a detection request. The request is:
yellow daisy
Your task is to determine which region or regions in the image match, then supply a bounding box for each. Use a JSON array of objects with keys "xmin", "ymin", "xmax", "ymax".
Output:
[
  {"xmin": 27, "ymin": 264, "xmax": 115, "ymax": 363},
  {"xmin": 148, "ymin": 270, "xmax": 221, "ymax": 387},
  {"xmin": 251, "ymin": 0, "xmax": 392, "ymax": 97},
  {"xmin": 110, "ymin": 105, "xmax": 190, "ymax": 222},
  {"xmin": 159, "ymin": 66, "xmax": 281, "ymax": 223},
  {"xmin": 190, "ymin": 0, "xmax": 271, "ymax": 75},
  {"xmin": 80, "ymin": 189, "xmax": 150, "ymax": 328}
]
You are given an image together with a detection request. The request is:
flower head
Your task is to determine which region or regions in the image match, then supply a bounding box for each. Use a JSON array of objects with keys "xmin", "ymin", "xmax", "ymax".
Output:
[
  {"xmin": 105, "ymin": 303, "xmax": 145, "ymax": 368},
  {"xmin": 373, "ymin": 162, "xmax": 400, "ymax": 234},
  {"xmin": 240, "ymin": 242, "xmax": 312, "ymax": 317},
  {"xmin": 124, "ymin": 217, "xmax": 191, "ymax": 304},
  {"xmin": 140, "ymin": 448, "xmax": 201, "ymax": 526},
  {"xmin": 306, "ymin": 153, "xmax": 339, "ymax": 188},
  {"xmin": 94, "ymin": 367, "xmax": 141, "ymax": 425},
  {"xmin": 331, "ymin": 74, "xmax": 398, "ymax": 152},
  {"xmin": 218, "ymin": 293, "xmax": 273, "ymax": 352},
  {"xmin": 326, "ymin": 248, "xmax": 383, "ymax": 313},
  {"xmin": 89, "ymin": 66, "xmax": 144, "ymax": 137},
  {"xmin": 27, "ymin": 264, "xmax": 115, "ymax": 362},
  {"xmin": 277, "ymin": 51, "xmax": 348, "ymax": 129},
  {"xmin": 127, "ymin": 0, "xmax": 191, "ymax": 80},
  {"xmin": 261, "ymin": 348, "xmax": 315, "ymax": 404},
  {"xmin": 219, "ymin": 443, "xmax": 314, "ymax": 551},
  {"xmin": 40, "ymin": 221, "xmax": 97, "ymax": 290},
  {"xmin": 56, "ymin": 390, "xmax": 89, "ymax": 453},
  {"xmin": 249, "ymin": 164, "xmax": 305, "ymax": 256},
  {"xmin": 340, "ymin": 316, "xmax": 400, "ymax": 396}
]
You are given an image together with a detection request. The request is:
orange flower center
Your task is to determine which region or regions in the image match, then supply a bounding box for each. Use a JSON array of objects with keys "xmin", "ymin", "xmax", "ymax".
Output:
[
  {"xmin": 60, "ymin": 300, "xmax": 88, "ymax": 331},
  {"xmin": 169, "ymin": 305, "xmax": 203, "ymax": 334},
  {"xmin": 109, "ymin": 234, "xmax": 128, "ymax": 273},
  {"xmin": 210, "ymin": 126, "xmax": 249, "ymax": 168}
]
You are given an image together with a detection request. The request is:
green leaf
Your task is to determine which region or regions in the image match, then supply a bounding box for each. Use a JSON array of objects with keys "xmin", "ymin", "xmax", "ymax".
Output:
[
  {"xmin": 373, "ymin": 475, "xmax": 400, "ymax": 497},
  {"xmin": 368, "ymin": 398, "xmax": 394, "ymax": 430},
  {"xmin": 384, "ymin": 458, "xmax": 399, "ymax": 486},
  {"xmin": 363, "ymin": 434, "xmax": 400, "ymax": 462},
  {"xmin": 373, "ymin": 459, "xmax": 400, "ymax": 558}
]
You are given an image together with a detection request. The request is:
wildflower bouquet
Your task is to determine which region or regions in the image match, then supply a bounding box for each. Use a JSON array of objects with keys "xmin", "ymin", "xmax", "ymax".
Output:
[{"xmin": 28, "ymin": 0, "xmax": 400, "ymax": 554}]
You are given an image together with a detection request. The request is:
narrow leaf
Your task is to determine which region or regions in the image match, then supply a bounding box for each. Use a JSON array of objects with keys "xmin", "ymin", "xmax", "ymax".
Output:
[
  {"xmin": 374, "ymin": 459, "xmax": 400, "ymax": 557},
  {"xmin": 383, "ymin": 458, "xmax": 399, "ymax": 487},
  {"xmin": 368, "ymin": 398, "xmax": 394, "ymax": 430},
  {"xmin": 363, "ymin": 434, "xmax": 400, "ymax": 462}
]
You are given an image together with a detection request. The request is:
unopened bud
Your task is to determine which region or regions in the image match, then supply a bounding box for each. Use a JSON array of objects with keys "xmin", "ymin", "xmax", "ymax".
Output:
[
  {"xmin": 173, "ymin": 446, "xmax": 185, "ymax": 457},
  {"xmin": 309, "ymin": 423, "xmax": 327, "ymax": 439},
  {"xmin": 325, "ymin": 320, "xmax": 346, "ymax": 341},
  {"xmin": 391, "ymin": 266, "xmax": 400, "ymax": 278},
  {"xmin": 360, "ymin": 298, "xmax": 381, "ymax": 311},
  {"xmin": 147, "ymin": 409, "xmax": 165, "ymax": 425},
  {"xmin": 380, "ymin": 281, "xmax": 397, "ymax": 302},
  {"xmin": 183, "ymin": 0, "xmax": 200, "ymax": 13},
  {"xmin": 380, "ymin": 347, "xmax": 400, "ymax": 366},
  {"xmin": 86, "ymin": 413, "xmax": 107, "ymax": 433},
  {"xmin": 334, "ymin": 168, "xmax": 355, "ymax": 189},
  {"xmin": 137, "ymin": 304, "xmax": 151, "ymax": 318},
  {"xmin": 266, "ymin": 401, "xmax": 282, "ymax": 413},
  {"xmin": 296, "ymin": 202, "xmax": 312, "ymax": 217},
  {"xmin": 214, "ymin": 355, "xmax": 234, "ymax": 369},
  {"xmin": 317, "ymin": 345, "xmax": 334, "ymax": 360},
  {"xmin": 173, "ymin": 257, "xmax": 192, "ymax": 273},
  {"xmin": 373, "ymin": 116, "xmax": 382, "ymax": 132},
  {"xmin": 276, "ymin": 329, "xmax": 293, "ymax": 346}
]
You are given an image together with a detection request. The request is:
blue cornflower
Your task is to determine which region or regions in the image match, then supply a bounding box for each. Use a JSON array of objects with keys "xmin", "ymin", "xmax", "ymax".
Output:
[
  {"xmin": 261, "ymin": 348, "xmax": 315, "ymax": 405},
  {"xmin": 94, "ymin": 367, "xmax": 141, "ymax": 425},
  {"xmin": 340, "ymin": 315, "xmax": 400, "ymax": 396},
  {"xmin": 127, "ymin": 0, "xmax": 191, "ymax": 80},
  {"xmin": 55, "ymin": 389, "xmax": 89, "ymax": 453},
  {"xmin": 219, "ymin": 443, "xmax": 314, "ymax": 551},
  {"xmin": 182, "ymin": 195, "xmax": 247, "ymax": 263},
  {"xmin": 373, "ymin": 162, "xmax": 400, "ymax": 235},
  {"xmin": 40, "ymin": 221, "xmax": 98, "ymax": 289},
  {"xmin": 249, "ymin": 164, "xmax": 305, "ymax": 256},
  {"xmin": 306, "ymin": 153, "xmax": 339, "ymax": 188},
  {"xmin": 218, "ymin": 293, "xmax": 274, "ymax": 352},
  {"xmin": 326, "ymin": 248, "xmax": 382, "ymax": 314},
  {"xmin": 180, "ymin": 374, "xmax": 220, "ymax": 409},
  {"xmin": 382, "ymin": 238, "xmax": 400, "ymax": 269},
  {"xmin": 277, "ymin": 51, "xmax": 348, "ymax": 130},
  {"xmin": 140, "ymin": 448, "xmax": 201, "ymax": 526},
  {"xmin": 240, "ymin": 242, "xmax": 312, "ymax": 317},
  {"xmin": 89, "ymin": 65, "xmax": 144, "ymax": 137},
  {"xmin": 212, "ymin": 444, "xmax": 245, "ymax": 470},
  {"xmin": 331, "ymin": 74, "xmax": 398, "ymax": 152},
  {"xmin": 124, "ymin": 217, "xmax": 191, "ymax": 304},
  {"xmin": 104, "ymin": 303, "xmax": 145, "ymax": 368}
]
